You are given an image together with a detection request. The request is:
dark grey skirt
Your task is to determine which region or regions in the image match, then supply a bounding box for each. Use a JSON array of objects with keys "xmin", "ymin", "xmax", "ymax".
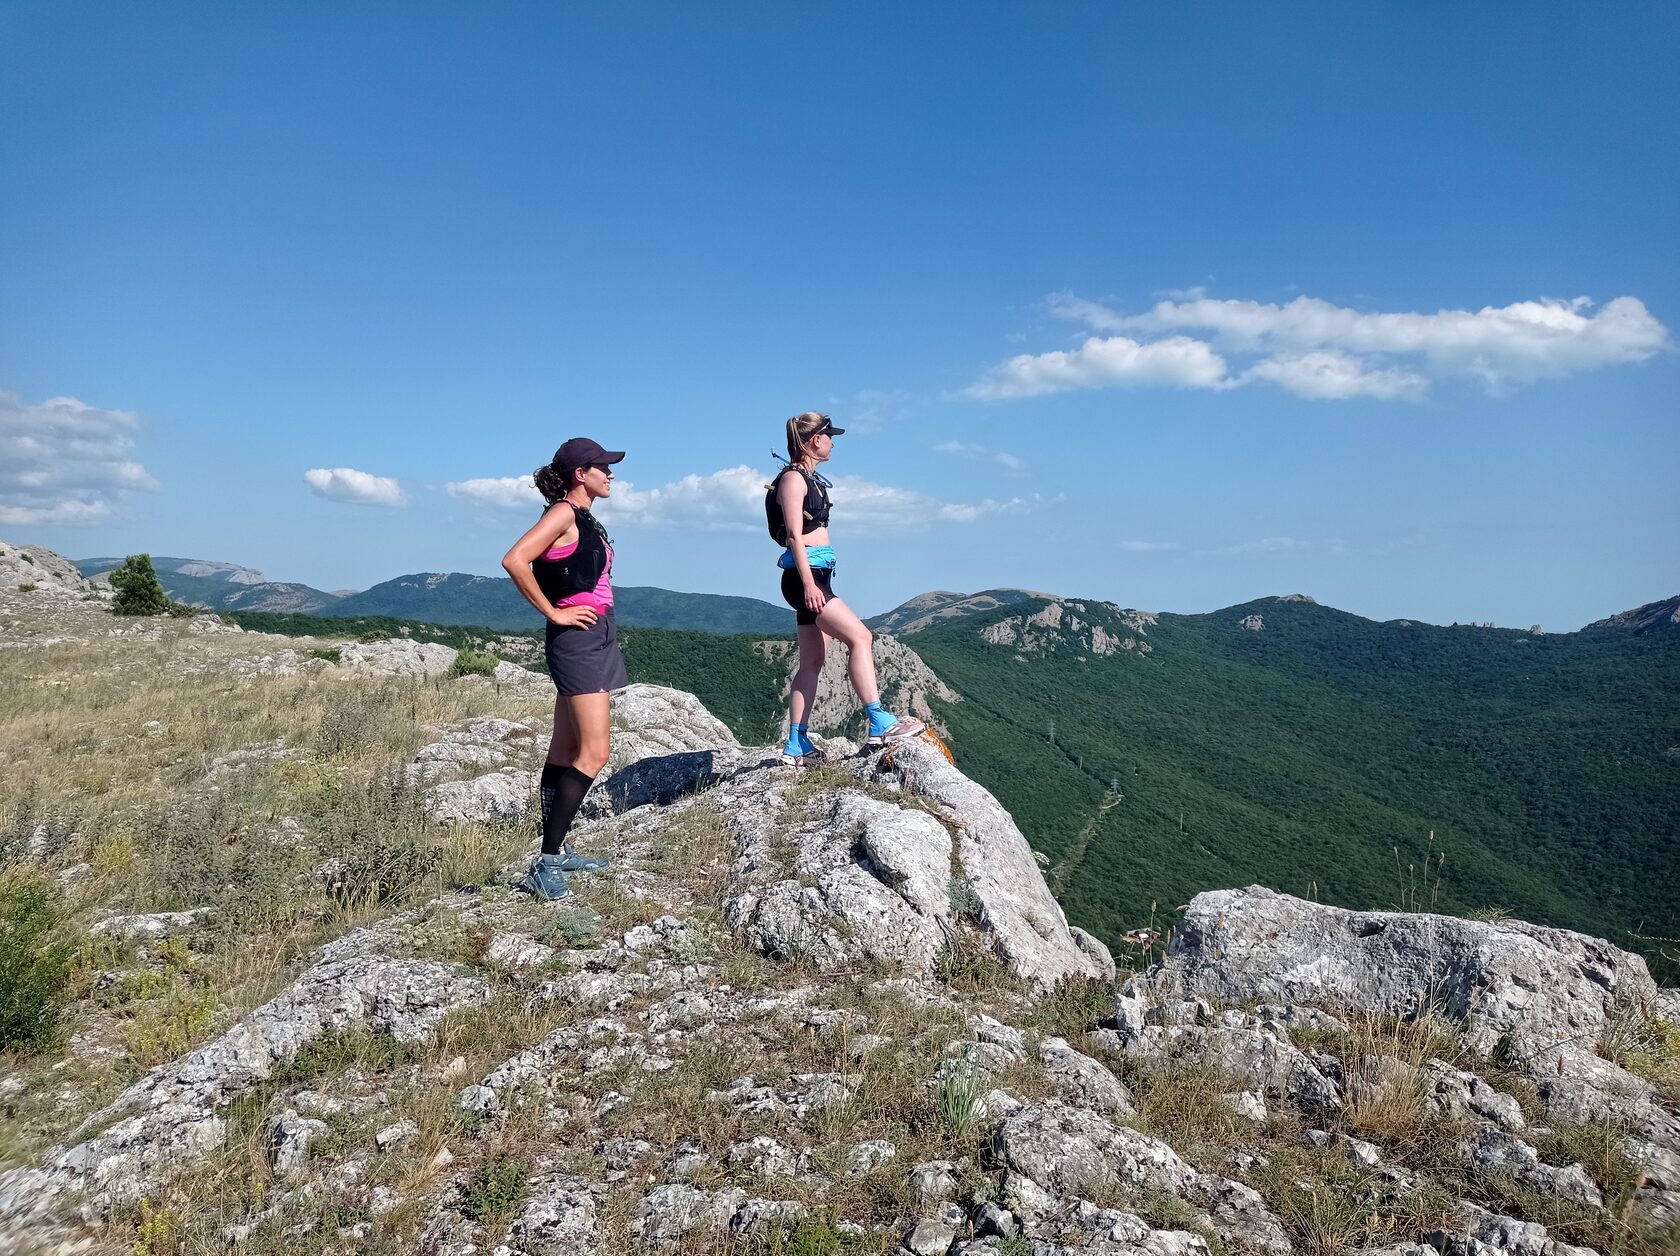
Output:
[{"xmin": 545, "ymin": 606, "xmax": 629, "ymax": 696}]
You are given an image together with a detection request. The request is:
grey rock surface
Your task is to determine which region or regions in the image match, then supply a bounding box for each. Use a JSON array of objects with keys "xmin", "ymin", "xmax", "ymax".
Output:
[
  {"xmin": 1157, "ymin": 885, "xmax": 1657, "ymax": 1057},
  {"xmin": 425, "ymin": 768, "xmax": 539, "ymax": 825},
  {"xmin": 340, "ymin": 638, "xmax": 457, "ymax": 676},
  {"xmin": 0, "ymin": 953, "xmax": 485, "ymax": 1223}
]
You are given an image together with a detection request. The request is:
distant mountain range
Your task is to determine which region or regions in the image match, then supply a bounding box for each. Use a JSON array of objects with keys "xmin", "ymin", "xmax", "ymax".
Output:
[{"xmin": 73, "ymin": 556, "xmax": 793, "ymax": 635}]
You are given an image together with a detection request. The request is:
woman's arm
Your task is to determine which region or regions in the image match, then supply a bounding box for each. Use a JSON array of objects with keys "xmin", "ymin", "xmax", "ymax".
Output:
[
  {"xmin": 502, "ymin": 503, "xmax": 598, "ymax": 627},
  {"xmin": 778, "ymin": 472, "xmax": 826, "ymax": 614}
]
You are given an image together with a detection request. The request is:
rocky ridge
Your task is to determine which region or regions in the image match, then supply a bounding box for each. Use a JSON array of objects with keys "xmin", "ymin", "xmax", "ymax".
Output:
[
  {"xmin": 1, "ymin": 554, "xmax": 1677, "ymax": 1255},
  {"xmin": 0, "ymin": 664, "xmax": 1675, "ymax": 1253}
]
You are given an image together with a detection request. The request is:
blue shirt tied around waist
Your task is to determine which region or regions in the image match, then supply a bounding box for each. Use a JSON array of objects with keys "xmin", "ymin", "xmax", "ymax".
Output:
[{"xmin": 778, "ymin": 545, "xmax": 835, "ymax": 571}]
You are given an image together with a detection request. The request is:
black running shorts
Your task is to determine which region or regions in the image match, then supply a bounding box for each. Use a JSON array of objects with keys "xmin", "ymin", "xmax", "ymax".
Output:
[{"xmin": 780, "ymin": 566, "xmax": 835, "ymax": 627}]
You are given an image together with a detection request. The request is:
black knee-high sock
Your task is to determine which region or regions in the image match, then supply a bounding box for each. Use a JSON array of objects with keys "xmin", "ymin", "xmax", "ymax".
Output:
[
  {"xmin": 540, "ymin": 766, "xmax": 595, "ymax": 855},
  {"xmin": 539, "ymin": 763, "xmax": 565, "ymax": 833}
]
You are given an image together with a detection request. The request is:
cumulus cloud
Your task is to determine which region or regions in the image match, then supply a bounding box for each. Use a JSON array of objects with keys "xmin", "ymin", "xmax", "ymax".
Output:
[
  {"xmin": 1240, "ymin": 350, "xmax": 1428, "ymax": 401},
  {"xmin": 445, "ymin": 465, "xmax": 1025, "ymax": 532},
  {"xmin": 445, "ymin": 476, "xmax": 543, "ymax": 510},
  {"xmin": 1207, "ymin": 536, "xmax": 1351, "ymax": 557},
  {"xmin": 304, "ymin": 467, "xmax": 406, "ymax": 507},
  {"xmin": 972, "ymin": 289, "xmax": 1671, "ymax": 401},
  {"xmin": 965, "ymin": 335, "xmax": 1231, "ymax": 400},
  {"xmin": 0, "ymin": 391, "xmax": 160, "ymax": 526},
  {"xmin": 932, "ymin": 440, "xmax": 1027, "ymax": 473}
]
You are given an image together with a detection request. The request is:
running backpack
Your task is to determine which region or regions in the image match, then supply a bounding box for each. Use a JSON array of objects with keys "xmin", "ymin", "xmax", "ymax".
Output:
[{"xmin": 764, "ymin": 466, "xmax": 829, "ymax": 546}]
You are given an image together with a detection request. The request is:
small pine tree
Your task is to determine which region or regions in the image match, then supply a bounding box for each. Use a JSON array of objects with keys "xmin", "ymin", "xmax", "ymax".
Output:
[{"xmin": 109, "ymin": 553, "xmax": 169, "ymax": 616}]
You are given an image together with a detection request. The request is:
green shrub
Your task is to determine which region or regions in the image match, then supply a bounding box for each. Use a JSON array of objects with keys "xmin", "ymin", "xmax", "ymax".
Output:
[
  {"xmin": 356, "ymin": 628, "xmax": 391, "ymax": 643},
  {"xmin": 449, "ymin": 647, "xmax": 499, "ymax": 678},
  {"xmin": 0, "ymin": 869, "xmax": 75, "ymax": 1051},
  {"xmin": 463, "ymin": 1154, "xmax": 527, "ymax": 1224},
  {"xmin": 164, "ymin": 600, "xmax": 198, "ymax": 618},
  {"xmin": 16, "ymin": 583, "xmax": 36, "ymax": 592},
  {"xmin": 307, "ymin": 647, "xmax": 342, "ymax": 664},
  {"xmin": 109, "ymin": 553, "xmax": 169, "ymax": 616}
]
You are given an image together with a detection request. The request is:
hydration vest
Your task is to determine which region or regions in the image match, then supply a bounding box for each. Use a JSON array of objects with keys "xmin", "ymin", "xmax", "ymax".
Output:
[{"xmin": 765, "ymin": 466, "xmax": 831, "ymax": 546}]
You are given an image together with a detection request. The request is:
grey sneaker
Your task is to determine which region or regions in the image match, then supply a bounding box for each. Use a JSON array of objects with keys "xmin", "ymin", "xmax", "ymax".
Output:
[
  {"xmin": 556, "ymin": 845, "xmax": 610, "ymax": 873},
  {"xmin": 518, "ymin": 854, "xmax": 571, "ymax": 900}
]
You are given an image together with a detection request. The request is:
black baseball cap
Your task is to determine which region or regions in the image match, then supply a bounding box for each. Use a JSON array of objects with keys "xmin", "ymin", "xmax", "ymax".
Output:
[
  {"xmin": 814, "ymin": 416, "xmax": 846, "ymax": 437},
  {"xmin": 551, "ymin": 437, "xmax": 626, "ymax": 469}
]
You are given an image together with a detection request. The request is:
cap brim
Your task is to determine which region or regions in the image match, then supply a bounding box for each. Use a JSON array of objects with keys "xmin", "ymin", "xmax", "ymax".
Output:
[
  {"xmin": 826, "ymin": 426, "xmax": 846, "ymax": 436},
  {"xmin": 602, "ymin": 450, "xmax": 626, "ymax": 463}
]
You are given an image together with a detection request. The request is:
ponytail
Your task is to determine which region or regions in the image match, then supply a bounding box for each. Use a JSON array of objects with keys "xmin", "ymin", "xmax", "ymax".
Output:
[{"xmin": 785, "ymin": 411, "xmax": 829, "ymax": 465}]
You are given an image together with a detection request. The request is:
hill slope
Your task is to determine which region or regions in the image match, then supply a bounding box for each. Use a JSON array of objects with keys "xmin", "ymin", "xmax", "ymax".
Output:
[
  {"xmin": 905, "ymin": 592, "xmax": 1680, "ymax": 980},
  {"xmin": 329, "ymin": 572, "xmax": 793, "ymax": 635}
]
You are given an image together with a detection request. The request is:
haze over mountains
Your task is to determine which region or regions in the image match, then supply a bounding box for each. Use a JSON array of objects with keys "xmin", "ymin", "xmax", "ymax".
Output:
[{"xmin": 74, "ymin": 556, "xmax": 796, "ymax": 635}]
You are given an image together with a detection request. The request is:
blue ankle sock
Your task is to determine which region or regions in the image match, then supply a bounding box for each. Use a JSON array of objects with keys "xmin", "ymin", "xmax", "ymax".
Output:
[
  {"xmin": 866, "ymin": 702, "xmax": 896, "ymax": 734},
  {"xmin": 784, "ymin": 724, "xmax": 806, "ymax": 754}
]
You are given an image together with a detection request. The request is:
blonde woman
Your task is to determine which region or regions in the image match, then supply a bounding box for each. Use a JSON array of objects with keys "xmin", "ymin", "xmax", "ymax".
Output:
[
  {"xmin": 772, "ymin": 412, "xmax": 925, "ymax": 764},
  {"xmin": 502, "ymin": 437, "xmax": 626, "ymax": 899}
]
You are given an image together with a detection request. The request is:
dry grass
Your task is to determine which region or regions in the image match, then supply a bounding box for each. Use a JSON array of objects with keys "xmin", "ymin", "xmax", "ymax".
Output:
[{"xmin": 0, "ymin": 625, "xmax": 549, "ymax": 1173}]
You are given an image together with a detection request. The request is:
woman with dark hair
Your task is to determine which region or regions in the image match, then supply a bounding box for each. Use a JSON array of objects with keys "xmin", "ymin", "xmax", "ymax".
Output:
[
  {"xmin": 502, "ymin": 437, "xmax": 628, "ymax": 900},
  {"xmin": 774, "ymin": 411, "xmax": 925, "ymax": 765}
]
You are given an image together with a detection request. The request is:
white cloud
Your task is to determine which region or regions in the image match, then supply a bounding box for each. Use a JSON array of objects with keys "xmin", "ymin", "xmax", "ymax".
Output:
[
  {"xmin": 932, "ymin": 440, "xmax": 1027, "ymax": 473},
  {"xmin": 1117, "ymin": 540, "xmax": 1182, "ymax": 553},
  {"xmin": 597, "ymin": 466, "xmax": 767, "ymax": 530},
  {"xmin": 1207, "ymin": 536, "xmax": 1352, "ymax": 557},
  {"xmin": 1241, "ymin": 351, "xmax": 1428, "ymax": 401},
  {"xmin": 976, "ymin": 289, "xmax": 1672, "ymax": 402},
  {"xmin": 0, "ymin": 390, "xmax": 160, "ymax": 526},
  {"xmin": 445, "ymin": 476, "xmax": 543, "ymax": 510},
  {"xmin": 965, "ymin": 334, "xmax": 1231, "ymax": 400},
  {"xmin": 304, "ymin": 467, "xmax": 406, "ymax": 507},
  {"xmin": 445, "ymin": 465, "xmax": 1026, "ymax": 532}
]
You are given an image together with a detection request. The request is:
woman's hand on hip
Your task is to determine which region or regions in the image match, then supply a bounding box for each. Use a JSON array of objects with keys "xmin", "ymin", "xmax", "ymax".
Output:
[
  {"xmin": 549, "ymin": 605, "xmax": 599, "ymax": 628},
  {"xmin": 803, "ymin": 581, "xmax": 827, "ymax": 614}
]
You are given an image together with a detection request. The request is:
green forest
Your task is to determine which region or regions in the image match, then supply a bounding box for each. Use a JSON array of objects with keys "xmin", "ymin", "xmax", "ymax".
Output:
[{"xmin": 907, "ymin": 596, "xmax": 1680, "ymax": 982}]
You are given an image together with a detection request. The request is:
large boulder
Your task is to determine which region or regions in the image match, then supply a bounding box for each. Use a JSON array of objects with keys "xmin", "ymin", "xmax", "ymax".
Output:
[
  {"xmin": 876, "ymin": 737, "xmax": 1115, "ymax": 988},
  {"xmin": 1153, "ymin": 886, "xmax": 1657, "ymax": 1057},
  {"xmin": 339, "ymin": 638, "xmax": 457, "ymax": 677}
]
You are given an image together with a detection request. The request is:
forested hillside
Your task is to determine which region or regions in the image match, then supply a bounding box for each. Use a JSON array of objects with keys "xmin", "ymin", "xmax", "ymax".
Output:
[{"xmin": 908, "ymin": 594, "xmax": 1680, "ymax": 980}]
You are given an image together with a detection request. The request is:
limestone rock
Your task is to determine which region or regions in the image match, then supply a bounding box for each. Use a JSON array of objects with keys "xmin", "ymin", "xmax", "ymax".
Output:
[
  {"xmin": 0, "ymin": 953, "xmax": 485, "ymax": 1223},
  {"xmin": 631, "ymin": 1184, "xmax": 747, "ymax": 1247},
  {"xmin": 1157, "ymin": 886, "xmax": 1657, "ymax": 1057},
  {"xmin": 799, "ymin": 632, "xmax": 961, "ymax": 735},
  {"xmin": 339, "ymin": 638, "xmax": 457, "ymax": 677},
  {"xmin": 425, "ymin": 768, "xmax": 538, "ymax": 825},
  {"xmin": 88, "ymin": 907, "xmax": 214, "ymax": 942},
  {"xmin": 1038, "ymin": 1036, "xmax": 1136, "ymax": 1117}
]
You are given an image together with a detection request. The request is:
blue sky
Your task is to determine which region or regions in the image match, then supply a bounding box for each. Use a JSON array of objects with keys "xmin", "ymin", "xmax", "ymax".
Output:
[{"xmin": 2, "ymin": 3, "xmax": 1675, "ymax": 630}]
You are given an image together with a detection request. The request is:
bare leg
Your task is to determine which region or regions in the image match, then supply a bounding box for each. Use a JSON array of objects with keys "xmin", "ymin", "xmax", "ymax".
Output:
[
  {"xmin": 814, "ymin": 596, "xmax": 879, "ymax": 706},
  {"xmin": 547, "ymin": 692, "xmax": 580, "ymax": 767},
  {"xmin": 788, "ymin": 623, "xmax": 828, "ymax": 728},
  {"xmin": 565, "ymin": 690, "xmax": 613, "ymax": 778}
]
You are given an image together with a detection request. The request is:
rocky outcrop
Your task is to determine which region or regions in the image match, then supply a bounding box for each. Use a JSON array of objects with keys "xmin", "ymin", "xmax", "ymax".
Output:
[
  {"xmin": 0, "ymin": 540, "xmax": 100, "ymax": 597},
  {"xmin": 5, "ymin": 665, "xmax": 1676, "ymax": 1255},
  {"xmin": 797, "ymin": 632, "xmax": 961, "ymax": 736},
  {"xmin": 0, "ymin": 953, "xmax": 486, "ymax": 1226},
  {"xmin": 1584, "ymin": 595, "xmax": 1680, "ymax": 635},
  {"xmin": 1133, "ymin": 885, "xmax": 1680, "ymax": 1167},
  {"xmin": 717, "ymin": 735, "xmax": 1113, "ymax": 991},
  {"xmin": 980, "ymin": 597, "xmax": 1157, "ymax": 658},
  {"xmin": 1153, "ymin": 886, "xmax": 1657, "ymax": 1057},
  {"xmin": 339, "ymin": 638, "xmax": 458, "ymax": 677}
]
